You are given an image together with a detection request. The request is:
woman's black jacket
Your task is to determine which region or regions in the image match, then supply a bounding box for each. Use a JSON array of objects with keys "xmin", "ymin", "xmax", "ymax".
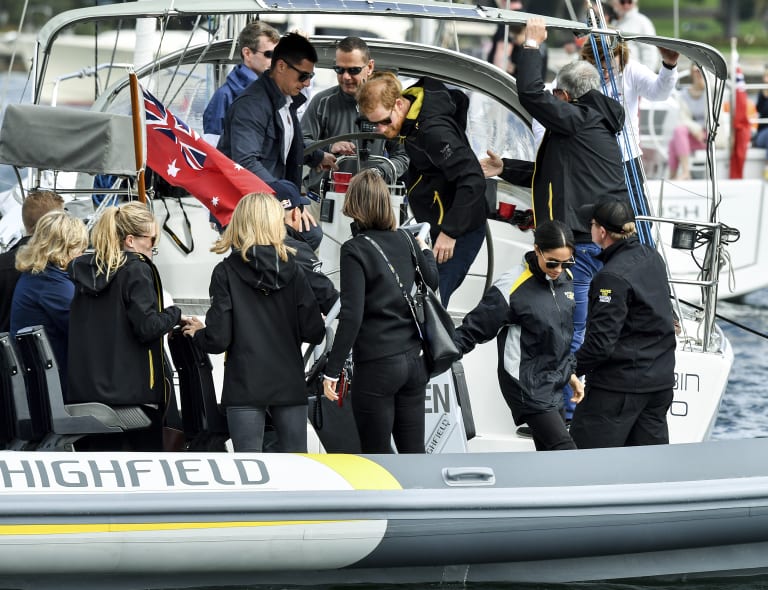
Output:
[{"xmin": 193, "ymin": 245, "xmax": 325, "ymax": 408}]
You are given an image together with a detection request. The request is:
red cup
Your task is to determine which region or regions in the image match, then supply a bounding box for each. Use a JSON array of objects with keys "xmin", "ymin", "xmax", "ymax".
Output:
[
  {"xmin": 333, "ymin": 171, "xmax": 353, "ymax": 193},
  {"xmin": 498, "ymin": 201, "xmax": 516, "ymax": 219}
]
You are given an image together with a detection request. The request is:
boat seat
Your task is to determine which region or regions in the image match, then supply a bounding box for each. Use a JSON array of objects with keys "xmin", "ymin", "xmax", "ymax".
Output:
[
  {"xmin": 167, "ymin": 327, "xmax": 228, "ymax": 451},
  {"xmin": 14, "ymin": 326, "xmax": 151, "ymax": 445},
  {"xmin": 0, "ymin": 332, "xmax": 37, "ymax": 449}
]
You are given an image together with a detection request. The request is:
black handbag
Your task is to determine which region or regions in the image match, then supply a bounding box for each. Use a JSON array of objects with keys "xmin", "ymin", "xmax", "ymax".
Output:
[{"xmin": 363, "ymin": 231, "xmax": 460, "ymax": 378}]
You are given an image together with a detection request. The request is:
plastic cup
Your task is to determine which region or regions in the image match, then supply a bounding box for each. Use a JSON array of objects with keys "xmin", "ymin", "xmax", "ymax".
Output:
[
  {"xmin": 498, "ymin": 201, "xmax": 516, "ymax": 219},
  {"xmin": 333, "ymin": 171, "xmax": 353, "ymax": 193}
]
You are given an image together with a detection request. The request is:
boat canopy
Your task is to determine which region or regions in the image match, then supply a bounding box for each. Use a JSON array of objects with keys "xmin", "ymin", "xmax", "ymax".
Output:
[{"xmin": 0, "ymin": 104, "xmax": 138, "ymax": 176}]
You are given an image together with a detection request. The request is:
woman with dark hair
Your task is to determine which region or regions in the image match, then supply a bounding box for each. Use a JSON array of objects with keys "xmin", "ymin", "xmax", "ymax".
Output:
[
  {"xmin": 322, "ymin": 169, "xmax": 439, "ymax": 453},
  {"xmin": 453, "ymin": 220, "xmax": 583, "ymax": 451}
]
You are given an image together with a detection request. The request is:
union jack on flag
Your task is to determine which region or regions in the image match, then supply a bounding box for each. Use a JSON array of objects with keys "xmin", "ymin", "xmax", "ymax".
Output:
[{"xmin": 143, "ymin": 87, "xmax": 272, "ymax": 226}]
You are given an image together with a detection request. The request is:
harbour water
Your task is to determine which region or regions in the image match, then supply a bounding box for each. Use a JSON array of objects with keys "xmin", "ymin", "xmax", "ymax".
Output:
[{"xmin": 713, "ymin": 287, "xmax": 768, "ymax": 440}]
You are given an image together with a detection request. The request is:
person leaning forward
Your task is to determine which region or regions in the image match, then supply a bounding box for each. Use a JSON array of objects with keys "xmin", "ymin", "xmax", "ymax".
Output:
[
  {"xmin": 357, "ymin": 72, "xmax": 488, "ymax": 306},
  {"xmin": 569, "ymin": 199, "xmax": 676, "ymax": 449}
]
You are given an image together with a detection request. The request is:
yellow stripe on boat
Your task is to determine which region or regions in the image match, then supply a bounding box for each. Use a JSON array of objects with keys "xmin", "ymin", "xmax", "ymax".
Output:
[
  {"xmin": 0, "ymin": 520, "xmax": 356, "ymax": 536},
  {"xmin": 304, "ymin": 454, "xmax": 402, "ymax": 490}
]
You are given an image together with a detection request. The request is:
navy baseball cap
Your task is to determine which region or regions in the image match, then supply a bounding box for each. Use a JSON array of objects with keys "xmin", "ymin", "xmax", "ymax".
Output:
[{"xmin": 270, "ymin": 179, "xmax": 311, "ymax": 210}]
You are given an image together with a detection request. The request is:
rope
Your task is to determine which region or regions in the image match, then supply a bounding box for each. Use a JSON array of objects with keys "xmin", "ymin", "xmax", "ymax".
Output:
[{"xmin": 681, "ymin": 299, "xmax": 768, "ymax": 341}]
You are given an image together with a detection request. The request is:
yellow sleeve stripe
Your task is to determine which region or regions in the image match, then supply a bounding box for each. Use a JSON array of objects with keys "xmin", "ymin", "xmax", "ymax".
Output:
[{"xmin": 509, "ymin": 264, "xmax": 533, "ymax": 296}]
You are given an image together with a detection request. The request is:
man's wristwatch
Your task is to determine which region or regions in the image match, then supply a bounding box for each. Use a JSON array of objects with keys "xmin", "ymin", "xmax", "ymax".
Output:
[{"xmin": 523, "ymin": 38, "xmax": 539, "ymax": 50}]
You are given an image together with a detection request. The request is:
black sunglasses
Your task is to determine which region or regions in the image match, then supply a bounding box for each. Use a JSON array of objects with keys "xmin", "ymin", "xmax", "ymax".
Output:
[
  {"xmin": 284, "ymin": 61, "xmax": 315, "ymax": 82},
  {"xmin": 135, "ymin": 234, "xmax": 157, "ymax": 246},
  {"xmin": 544, "ymin": 258, "xmax": 576, "ymax": 270},
  {"xmin": 368, "ymin": 108, "xmax": 394, "ymax": 127},
  {"xmin": 250, "ymin": 48, "xmax": 273, "ymax": 58},
  {"xmin": 333, "ymin": 66, "xmax": 364, "ymax": 76}
]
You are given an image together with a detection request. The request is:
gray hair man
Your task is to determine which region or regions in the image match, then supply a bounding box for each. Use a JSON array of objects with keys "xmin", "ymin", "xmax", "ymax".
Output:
[{"xmin": 301, "ymin": 36, "xmax": 409, "ymax": 194}]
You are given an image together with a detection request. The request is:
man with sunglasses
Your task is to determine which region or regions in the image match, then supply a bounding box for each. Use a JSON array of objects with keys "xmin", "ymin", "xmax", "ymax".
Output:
[
  {"xmin": 570, "ymin": 199, "xmax": 675, "ymax": 449},
  {"xmin": 219, "ymin": 33, "xmax": 336, "ymax": 249},
  {"xmin": 302, "ymin": 37, "xmax": 409, "ymax": 194},
  {"xmin": 203, "ymin": 21, "xmax": 280, "ymax": 140},
  {"xmin": 357, "ymin": 71, "xmax": 489, "ymax": 306},
  {"xmin": 610, "ymin": 0, "xmax": 659, "ymax": 70}
]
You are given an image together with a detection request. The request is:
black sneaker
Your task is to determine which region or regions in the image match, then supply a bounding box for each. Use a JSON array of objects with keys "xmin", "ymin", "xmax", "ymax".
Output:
[{"xmin": 516, "ymin": 425, "xmax": 532, "ymax": 438}]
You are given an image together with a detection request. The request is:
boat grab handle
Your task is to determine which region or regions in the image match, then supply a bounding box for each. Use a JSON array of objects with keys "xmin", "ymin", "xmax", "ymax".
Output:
[{"xmin": 442, "ymin": 467, "xmax": 496, "ymax": 487}]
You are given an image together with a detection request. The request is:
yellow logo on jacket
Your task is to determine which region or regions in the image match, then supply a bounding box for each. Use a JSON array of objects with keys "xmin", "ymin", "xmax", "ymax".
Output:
[{"xmin": 598, "ymin": 288, "xmax": 612, "ymax": 303}]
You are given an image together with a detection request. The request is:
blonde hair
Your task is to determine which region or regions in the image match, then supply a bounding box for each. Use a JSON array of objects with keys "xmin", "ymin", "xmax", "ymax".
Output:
[
  {"xmin": 342, "ymin": 169, "xmax": 397, "ymax": 231},
  {"xmin": 580, "ymin": 37, "xmax": 629, "ymax": 73},
  {"xmin": 357, "ymin": 71, "xmax": 402, "ymax": 115},
  {"xmin": 212, "ymin": 193, "xmax": 295, "ymax": 262},
  {"xmin": 92, "ymin": 201, "xmax": 158, "ymax": 277},
  {"xmin": 15, "ymin": 210, "xmax": 88, "ymax": 274}
]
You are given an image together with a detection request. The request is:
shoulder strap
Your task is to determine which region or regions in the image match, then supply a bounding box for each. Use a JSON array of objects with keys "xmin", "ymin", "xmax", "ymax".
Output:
[
  {"xmin": 397, "ymin": 228, "xmax": 427, "ymax": 289},
  {"xmin": 361, "ymin": 234, "xmax": 423, "ymax": 335}
]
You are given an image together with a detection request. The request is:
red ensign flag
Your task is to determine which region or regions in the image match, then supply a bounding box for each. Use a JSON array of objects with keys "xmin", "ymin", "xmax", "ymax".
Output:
[{"xmin": 143, "ymin": 88, "xmax": 272, "ymax": 226}]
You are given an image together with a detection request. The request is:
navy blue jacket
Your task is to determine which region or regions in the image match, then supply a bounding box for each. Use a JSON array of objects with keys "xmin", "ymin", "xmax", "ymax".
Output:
[
  {"xmin": 203, "ymin": 64, "xmax": 258, "ymax": 136},
  {"xmin": 11, "ymin": 265, "xmax": 74, "ymax": 392},
  {"xmin": 217, "ymin": 71, "xmax": 324, "ymax": 187}
]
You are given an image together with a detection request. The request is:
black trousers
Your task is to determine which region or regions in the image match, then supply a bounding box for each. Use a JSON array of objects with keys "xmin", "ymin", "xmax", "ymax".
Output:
[
  {"xmin": 521, "ymin": 410, "xmax": 576, "ymax": 451},
  {"xmin": 351, "ymin": 346, "xmax": 428, "ymax": 454},
  {"xmin": 570, "ymin": 386, "xmax": 674, "ymax": 449}
]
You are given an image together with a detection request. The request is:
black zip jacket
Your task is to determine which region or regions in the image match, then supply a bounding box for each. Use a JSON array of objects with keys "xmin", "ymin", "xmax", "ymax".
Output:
[
  {"xmin": 500, "ymin": 49, "xmax": 629, "ymax": 241},
  {"xmin": 285, "ymin": 225, "xmax": 339, "ymax": 315},
  {"xmin": 193, "ymin": 246, "xmax": 324, "ymax": 408},
  {"xmin": 575, "ymin": 237, "xmax": 676, "ymax": 393},
  {"xmin": 399, "ymin": 77, "xmax": 488, "ymax": 242},
  {"xmin": 67, "ymin": 252, "xmax": 181, "ymax": 406},
  {"xmin": 454, "ymin": 250, "xmax": 575, "ymax": 423},
  {"xmin": 325, "ymin": 229, "xmax": 439, "ymax": 379}
]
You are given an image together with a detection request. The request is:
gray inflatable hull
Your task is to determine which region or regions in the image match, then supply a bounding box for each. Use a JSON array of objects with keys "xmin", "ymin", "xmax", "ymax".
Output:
[{"xmin": 2, "ymin": 439, "xmax": 768, "ymax": 588}]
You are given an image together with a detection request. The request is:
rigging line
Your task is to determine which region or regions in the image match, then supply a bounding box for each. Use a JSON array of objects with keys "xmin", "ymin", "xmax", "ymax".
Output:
[
  {"xmin": 104, "ymin": 18, "xmax": 124, "ymax": 94},
  {"xmin": 1, "ymin": 0, "xmax": 30, "ymax": 108},
  {"xmin": 681, "ymin": 299, "xmax": 768, "ymax": 341},
  {"xmin": 587, "ymin": 32, "xmax": 653, "ymax": 246},
  {"xmin": 166, "ymin": 15, "xmax": 211, "ymax": 108}
]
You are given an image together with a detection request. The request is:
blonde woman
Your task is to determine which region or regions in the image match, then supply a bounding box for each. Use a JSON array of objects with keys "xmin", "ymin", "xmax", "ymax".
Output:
[
  {"xmin": 68, "ymin": 201, "xmax": 181, "ymax": 451},
  {"xmin": 11, "ymin": 210, "xmax": 88, "ymax": 393},
  {"xmin": 183, "ymin": 193, "xmax": 324, "ymax": 452}
]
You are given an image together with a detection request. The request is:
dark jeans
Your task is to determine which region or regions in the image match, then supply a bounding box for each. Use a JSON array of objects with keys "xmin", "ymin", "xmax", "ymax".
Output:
[
  {"xmin": 226, "ymin": 404, "xmax": 307, "ymax": 452},
  {"xmin": 569, "ymin": 386, "xmax": 674, "ymax": 449},
  {"xmin": 437, "ymin": 223, "xmax": 486, "ymax": 307},
  {"xmin": 562, "ymin": 242, "xmax": 603, "ymax": 419},
  {"xmin": 521, "ymin": 410, "xmax": 576, "ymax": 451},
  {"xmin": 352, "ymin": 346, "xmax": 429, "ymax": 454}
]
